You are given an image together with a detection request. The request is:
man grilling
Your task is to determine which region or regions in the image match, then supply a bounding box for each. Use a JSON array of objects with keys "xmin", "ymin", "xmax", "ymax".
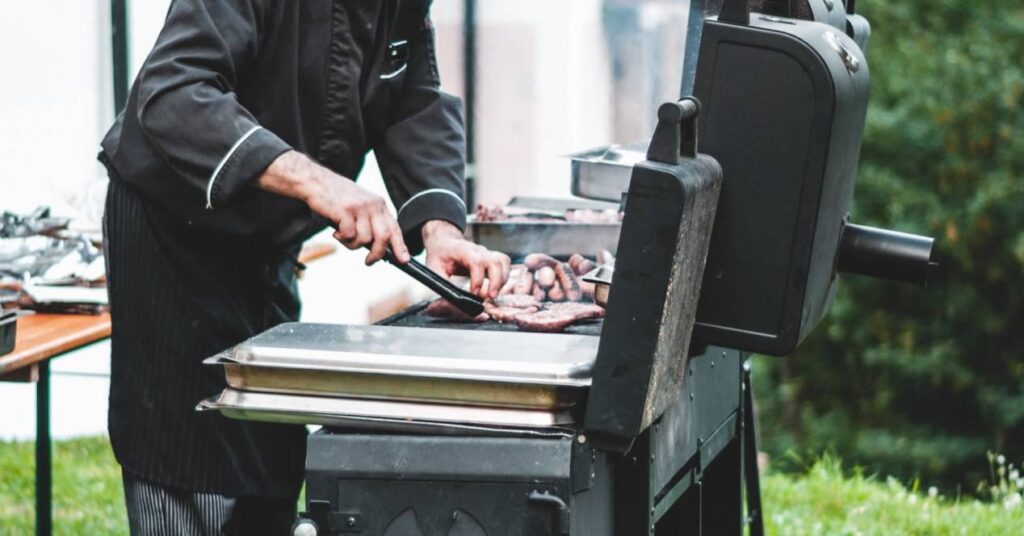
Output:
[{"xmin": 98, "ymin": 1, "xmax": 509, "ymax": 533}]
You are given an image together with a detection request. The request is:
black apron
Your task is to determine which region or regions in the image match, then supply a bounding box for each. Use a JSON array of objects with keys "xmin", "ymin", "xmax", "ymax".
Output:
[{"xmin": 104, "ymin": 180, "xmax": 306, "ymax": 497}]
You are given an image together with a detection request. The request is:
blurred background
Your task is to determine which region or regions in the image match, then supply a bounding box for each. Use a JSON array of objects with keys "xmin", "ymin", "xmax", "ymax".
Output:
[{"xmin": 0, "ymin": 0, "xmax": 1021, "ymax": 525}]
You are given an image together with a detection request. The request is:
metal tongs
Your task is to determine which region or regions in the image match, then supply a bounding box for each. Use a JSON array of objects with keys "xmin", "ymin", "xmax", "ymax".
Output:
[
  {"xmin": 330, "ymin": 217, "xmax": 485, "ymax": 316},
  {"xmin": 380, "ymin": 250, "xmax": 485, "ymax": 317}
]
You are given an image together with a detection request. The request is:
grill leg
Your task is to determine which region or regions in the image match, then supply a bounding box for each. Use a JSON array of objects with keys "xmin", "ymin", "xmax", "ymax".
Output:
[
  {"xmin": 36, "ymin": 359, "xmax": 52, "ymax": 536},
  {"xmin": 742, "ymin": 360, "xmax": 764, "ymax": 536}
]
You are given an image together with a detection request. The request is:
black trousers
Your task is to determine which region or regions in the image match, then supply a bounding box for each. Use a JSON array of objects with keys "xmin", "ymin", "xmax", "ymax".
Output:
[{"xmin": 122, "ymin": 469, "xmax": 296, "ymax": 536}]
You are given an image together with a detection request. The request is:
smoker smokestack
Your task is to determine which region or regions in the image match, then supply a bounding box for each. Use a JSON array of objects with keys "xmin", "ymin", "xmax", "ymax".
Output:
[{"xmin": 837, "ymin": 222, "xmax": 936, "ymax": 286}]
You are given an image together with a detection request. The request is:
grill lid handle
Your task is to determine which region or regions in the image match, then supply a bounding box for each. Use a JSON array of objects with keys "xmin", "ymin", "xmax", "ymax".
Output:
[{"xmin": 646, "ymin": 98, "xmax": 701, "ymax": 165}]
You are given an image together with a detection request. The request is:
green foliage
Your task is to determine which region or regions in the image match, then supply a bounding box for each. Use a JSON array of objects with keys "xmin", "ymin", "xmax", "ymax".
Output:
[{"xmin": 754, "ymin": 0, "xmax": 1024, "ymax": 490}]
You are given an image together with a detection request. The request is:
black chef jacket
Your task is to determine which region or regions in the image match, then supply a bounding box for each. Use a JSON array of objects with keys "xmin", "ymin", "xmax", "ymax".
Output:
[
  {"xmin": 101, "ymin": 0, "xmax": 467, "ymax": 253},
  {"xmin": 99, "ymin": 0, "xmax": 467, "ymax": 497}
]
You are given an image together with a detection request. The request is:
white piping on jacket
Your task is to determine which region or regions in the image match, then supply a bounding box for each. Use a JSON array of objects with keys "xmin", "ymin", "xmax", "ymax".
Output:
[
  {"xmin": 396, "ymin": 188, "xmax": 466, "ymax": 217},
  {"xmin": 380, "ymin": 63, "xmax": 408, "ymax": 80},
  {"xmin": 205, "ymin": 126, "xmax": 262, "ymax": 209}
]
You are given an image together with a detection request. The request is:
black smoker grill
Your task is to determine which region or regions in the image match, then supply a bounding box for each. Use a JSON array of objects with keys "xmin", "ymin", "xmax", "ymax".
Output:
[{"xmin": 201, "ymin": 1, "xmax": 936, "ymax": 534}]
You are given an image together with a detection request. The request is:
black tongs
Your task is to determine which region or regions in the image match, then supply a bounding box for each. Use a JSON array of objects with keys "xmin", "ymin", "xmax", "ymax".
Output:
[
  {"xmin": 329, "ymin": 216, "xmax": 486, "ymax": 316},
  {"xmin": 380, "ymin": 249, "xmax": 485, "ymax": 317}
]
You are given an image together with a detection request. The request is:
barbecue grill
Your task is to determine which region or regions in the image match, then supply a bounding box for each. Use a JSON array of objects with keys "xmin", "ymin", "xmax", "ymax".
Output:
[{"xmin": 200, "ymin": 1, "xmax": 938, "ymax": 534}]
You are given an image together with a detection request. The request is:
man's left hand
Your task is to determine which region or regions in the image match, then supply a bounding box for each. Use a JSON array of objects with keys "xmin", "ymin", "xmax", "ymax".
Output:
[{"xmin": 422, "ymin": 220, "xmax": 511, "ymax": 299}]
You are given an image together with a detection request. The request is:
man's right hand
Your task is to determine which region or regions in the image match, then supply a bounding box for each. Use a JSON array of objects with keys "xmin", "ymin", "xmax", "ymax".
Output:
[{"xmin": 257, "ymin": 151, "xmax": 411, "ymax": 265}]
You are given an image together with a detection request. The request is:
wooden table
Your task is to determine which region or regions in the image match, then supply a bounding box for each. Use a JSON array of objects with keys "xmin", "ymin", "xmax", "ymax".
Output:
[
  {"xmin": 0, "ymin": 241, "xmax": 334, "ymax": 536},
  {"xmin": 0, "ymin": 313, "xmax": 111, "ymax": 536}
]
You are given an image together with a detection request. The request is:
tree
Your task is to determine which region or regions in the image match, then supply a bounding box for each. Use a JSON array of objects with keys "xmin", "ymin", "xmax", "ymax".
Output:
[{"xmin": 754, "ymin": 0, "xmax": 1024, "ymax": 490}]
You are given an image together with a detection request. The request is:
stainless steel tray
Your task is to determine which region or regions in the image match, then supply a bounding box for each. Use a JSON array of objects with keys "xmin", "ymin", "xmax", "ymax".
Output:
[
  {"xmin": 205, "ymin": 323, "xmax": 598, "ymax": 409},
  {"xmin": 197, "ymin": 388, "xmax": 577, "ymax": 435},
  {"xmin": 466, "ymin": 220, "xmax": 620, "ymax": 259},
  {"xmin": 569, "ymin": 141, "xmax": 648, "ymax": 202}
]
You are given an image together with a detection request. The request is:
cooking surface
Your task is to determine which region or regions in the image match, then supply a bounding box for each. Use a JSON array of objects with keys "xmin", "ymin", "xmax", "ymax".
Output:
[{"xmin": 217, "ymin": 319, "xmax": 600, "ymax": 385}]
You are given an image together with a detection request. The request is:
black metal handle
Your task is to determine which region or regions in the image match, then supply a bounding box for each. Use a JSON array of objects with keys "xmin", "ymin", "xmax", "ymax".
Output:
[
  {"xmin": 646, "ymin": 98, "xmax": 701, "ymax": 165},
  {"xmin": 719, "ymin": 0, "xmax": 751, "ymax": 24},
  {"xmin": 836, "ymin": 222, "xmax": 936, "ymax": 286},
  {"xmin": 381, "ymin": 250, "xmax": 485, "ymax": 317},
  {"xmin": 527, "ymin": 490, "xmax": 570, "ymax": 535}
]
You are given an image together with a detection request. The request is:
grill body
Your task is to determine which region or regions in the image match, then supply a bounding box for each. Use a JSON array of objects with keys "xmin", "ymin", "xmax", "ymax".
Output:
[{"xmin": 300, "ymin": 345, "xmax": 744, "ymax": 536}]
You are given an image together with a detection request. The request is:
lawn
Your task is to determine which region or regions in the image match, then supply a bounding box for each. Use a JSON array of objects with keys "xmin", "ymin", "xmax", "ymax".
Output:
[{"xmin": 1, "ymin": 436, "xmax": 1022, "ymax": 535}]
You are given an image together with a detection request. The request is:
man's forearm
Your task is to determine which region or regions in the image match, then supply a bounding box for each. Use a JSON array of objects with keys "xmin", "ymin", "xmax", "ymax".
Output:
[
  {"xmin": 256, "ymin": 150, "xmax": 329, "ymax": 204},
  {"xmin": 421, "ymin": 219, "xmax": 463, "ymax": 243}
]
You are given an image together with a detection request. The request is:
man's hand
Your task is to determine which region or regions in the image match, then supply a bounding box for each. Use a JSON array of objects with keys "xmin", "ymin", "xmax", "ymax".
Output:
[
  {"xmin": 257, "ymin": 151, "xmax": 410, "ymax": 265},
  {"xmin": 422, "ymin": 220, "xmax": 511, "ymax": 299}
]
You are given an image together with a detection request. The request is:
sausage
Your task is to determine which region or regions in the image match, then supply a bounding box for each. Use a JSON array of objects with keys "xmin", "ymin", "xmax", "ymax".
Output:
[
  {"xmin": 555, "ymin": 263, "xmax": 583, "ymax": 302},
  {"xmin": 513, "ymin": 270, "xmax": 534, "ymax": 295},
  {"xmin": 535, "ymin": 266, "xmax": 556, "ymax": 289},
  {"xmin": 568, "ymin": 253, "xmax": 585, "ymax": 274},
  {"xmin": 547, "ymin": 281, "xmax": 566, "ymax": 302},
  {"xmin": 524, "ymin": 253, "xmax": 560, "ymax": 271},
  {"xmin": 574, "ymin": 258, "xmax": 596, "ymax": 276},
  {"xmin": 580, "ymin": 281, "xmax": 596, "ymax": 301},
  {"xmin": 532, "ymin": 282, "xmax": 547, "ymax": 302},
  {"xmin": 499, "ymin": 265, "xmax": 525, "ymax": 295}
]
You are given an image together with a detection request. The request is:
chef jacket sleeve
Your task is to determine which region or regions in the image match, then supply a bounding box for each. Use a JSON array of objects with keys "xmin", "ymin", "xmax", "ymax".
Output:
[
  {"xmin": 375, "ymin": 18, "xmax": 469, "ymax": 254},
  {"xmin": 134, "ymin": 0, "xmax": 291, "ymax": 210}
]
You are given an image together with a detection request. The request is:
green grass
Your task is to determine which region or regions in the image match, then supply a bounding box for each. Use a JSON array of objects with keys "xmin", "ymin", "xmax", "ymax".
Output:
[
  {"xmin": 761, "ymin": 456, "xmax": 1024, "ymax": 535},
  {"xmin": 1, "ymin": 437, "xmax": 1022, "ymax": 535},
  {"xmin": 0, "ymin": 436, "xmax": 126, "ymax": 535}
]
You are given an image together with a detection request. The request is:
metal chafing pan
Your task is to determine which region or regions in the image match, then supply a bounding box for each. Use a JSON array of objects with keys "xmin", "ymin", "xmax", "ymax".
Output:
[
  {"xmin": 205, "ymin": 323, "xmax": 599, "ymax": 409},
  {"xmin": 465, "ymin": 196, "xmax": 621, "ymax": 258},
  {"xmin": 197, "ymin": 388, "xmax": 577, "ymax": 436},
  {"xmin": 466, "ymin": 219, "xmax": 621, "ymax": 259},
  {"xmin": 569, "ymin": 141, "xmax": 648, "ymax": 202}
]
